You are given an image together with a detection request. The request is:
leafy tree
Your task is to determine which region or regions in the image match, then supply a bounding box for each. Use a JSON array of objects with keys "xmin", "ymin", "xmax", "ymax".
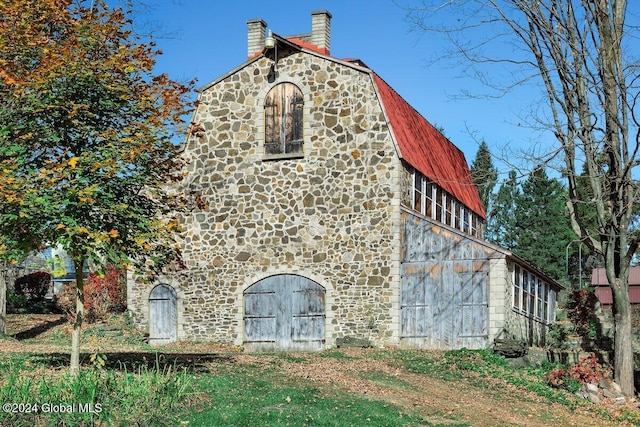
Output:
[
  {"xmin": 0, "ymin": 0, "xmax": 193, "ymax": 374},
  {"xmin": 513, "ymin": 167, "xmax": 574, "ymax": 282},
  {"xmin": 470, "ymin": 141, "xmax": 498, "ymax": 215},
  {"xmin": 408, "ymin": 0, "xmax": 639, "ymax": 394},
  {"xmin": 485, "ymin": 170, "xmax": 519, "ymax": 249}
]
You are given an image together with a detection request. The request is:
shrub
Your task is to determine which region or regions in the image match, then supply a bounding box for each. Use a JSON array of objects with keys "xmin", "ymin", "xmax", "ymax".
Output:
[
  {"xmin": 5, "ymin": 288, "xmax": 29, "ymax": 314},
  {"xmin": 569, "ymin": 353, "xmax": 605, "ymax": 384},
  {"xmin": 566, "ymin": 289, "xmax": 599, "ymax": 338},
  {"xmin": 547, "ymin": 323, "xmax": 569, "ymax": 349},
  {"xmin": 546, "ymin": 353, "xmax": 606, "ymax": 392},
  {"xmin": 56, "ymin": 266, "xmax": 126, "ymax": 323},
  {"xmin": 14, "ymin": 271, "xmax": 51, "ymax": 301}
]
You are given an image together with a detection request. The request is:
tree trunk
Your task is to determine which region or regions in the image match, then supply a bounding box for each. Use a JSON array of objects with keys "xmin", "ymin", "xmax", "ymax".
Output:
[
  {"xmin": 70, "ymin": 258, "xmax": 85, "ymax": 376},
  {"xmin": 611, "ymin": 279, "xmax": 634, "ymax": 396},
  {"xmin": 0, "ymin": 264, "xmax": 6, "ymax": 336}
]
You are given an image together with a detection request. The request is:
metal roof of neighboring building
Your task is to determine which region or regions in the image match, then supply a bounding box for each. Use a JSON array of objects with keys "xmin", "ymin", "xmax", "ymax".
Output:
[{"xmin": 591, "ymin": 267, "xmax": 640, "ymax": 304}]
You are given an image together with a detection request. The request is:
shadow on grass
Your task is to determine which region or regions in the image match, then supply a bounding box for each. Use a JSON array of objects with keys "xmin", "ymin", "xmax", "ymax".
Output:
[
  {"xmin": 11, "ymin": 316, "xmax": 67, "ymax": 340},
  {"xmin": 27, "ymin": 351, "xmax": 237, "ymax": 374}
]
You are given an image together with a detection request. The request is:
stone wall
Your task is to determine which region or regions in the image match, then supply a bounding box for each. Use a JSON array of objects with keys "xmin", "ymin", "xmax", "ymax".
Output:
[
  {"xmin": 128, "ymin": 51, "xmax": 404, "ymax": 346},
  {"xmin": 399, "ymin": 162, "xmax": 413, "ymax": 210}
]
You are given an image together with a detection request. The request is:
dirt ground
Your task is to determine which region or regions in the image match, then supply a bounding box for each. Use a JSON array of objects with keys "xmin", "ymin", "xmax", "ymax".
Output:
[{"xmin": 2, "ymin": 314, "xmax": 639, "ymax": 426}]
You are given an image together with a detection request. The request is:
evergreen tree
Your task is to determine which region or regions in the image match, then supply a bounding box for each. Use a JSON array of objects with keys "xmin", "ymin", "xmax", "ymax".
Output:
[
  {"xmin": 514, "ymin": 167, "xmax": 574, "ymax": 282},
  {"xmin": 486, "ymin": 170, "xmax": 519, "ymax": 249},
  {"xmin": 470, "ymin": 141, "xmax": 498, "ymax": 213}
]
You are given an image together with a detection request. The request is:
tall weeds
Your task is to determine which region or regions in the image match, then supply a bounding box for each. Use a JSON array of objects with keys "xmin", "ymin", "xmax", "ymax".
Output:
[{"xmin": 0, "ymin": 357, "xmax": 193, "ymax": 426}]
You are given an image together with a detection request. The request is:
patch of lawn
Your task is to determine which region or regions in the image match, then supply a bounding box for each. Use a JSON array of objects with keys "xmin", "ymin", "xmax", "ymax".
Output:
[
  {"xmin": 183, "ymin": 371, "xmax": 428, "ymax": 426},
  {"xmin": 275, "ymin": 353, "xmax": 308, "ymax": 364},
  {"xmin": 359, "ymin": 370, "xmax": 412, "ymax": 390},
  {"xmin": 378, "ymin": 349, "xmax": 582, "ymax": 408}
]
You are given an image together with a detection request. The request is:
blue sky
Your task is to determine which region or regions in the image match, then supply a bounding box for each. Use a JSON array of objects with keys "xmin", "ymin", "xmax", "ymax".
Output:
[{"xmin": 137, "ymin": 0, "xmax": 545, "ymax": 175}]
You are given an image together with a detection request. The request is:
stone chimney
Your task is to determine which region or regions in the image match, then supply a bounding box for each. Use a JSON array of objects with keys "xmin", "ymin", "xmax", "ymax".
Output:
[
  {"xmin": 247, "ymin": 18, "xmax": 267, "ymax": 59},
  {"xmin": 310, "ymin": 10, "xmax": 331, "ymax": 54}
]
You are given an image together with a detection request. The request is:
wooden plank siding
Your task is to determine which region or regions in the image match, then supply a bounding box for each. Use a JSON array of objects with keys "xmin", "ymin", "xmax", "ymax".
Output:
[
  {"xmin": 401, "ymin": 213, "xmax": 493, "ymax": 349},
  {"xmin": 244, "ymin": 275, "xmax": 325, "ymax": 352}
]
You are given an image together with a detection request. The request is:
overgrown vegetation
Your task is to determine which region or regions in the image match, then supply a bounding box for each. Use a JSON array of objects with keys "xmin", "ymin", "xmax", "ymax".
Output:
[
  {"xmin": 0, "ymin": 355, "xmax": 194, "ymax": 426},
  {"xmin": 56, "ymin": 266, "xmax": 127, "ymax": 324},
  {"xmin": 567, "ymin": 289, "xmax": 601, "ymax": 341},
  {"xmin": 7, "ymin": 271, "xmax": 58, "ymax": 315}
]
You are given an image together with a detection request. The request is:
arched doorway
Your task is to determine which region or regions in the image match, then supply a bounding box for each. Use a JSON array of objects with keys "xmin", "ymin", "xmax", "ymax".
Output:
[
  {"xmin": 149, "ymin": 284, "xmax": 178, "ymax": 345},
  {"xmin": 244, "ymin": 274, "xmax": 325, "ymax": 352}
]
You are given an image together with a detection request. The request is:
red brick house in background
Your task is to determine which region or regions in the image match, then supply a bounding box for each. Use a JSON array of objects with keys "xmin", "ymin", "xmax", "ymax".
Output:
[{"xmin": 127, "ymin": 10, "xmax": 563, "ymax": 349}]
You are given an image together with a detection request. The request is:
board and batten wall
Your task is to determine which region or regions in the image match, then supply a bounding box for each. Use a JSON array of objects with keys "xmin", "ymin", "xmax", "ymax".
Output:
[{"xmin": 400, "ymin": 209, "xmax": 513, "ymax": 349}]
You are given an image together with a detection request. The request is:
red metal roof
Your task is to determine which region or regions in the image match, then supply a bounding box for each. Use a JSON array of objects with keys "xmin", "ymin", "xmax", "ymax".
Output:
[
  {"xmin": 371, "ymin": 73, "xmax": 486, "ymax": 218},
  {"xmin": 285, "ymin": 37, "xmax": 329, "ymax": 56},
  {"xmin": 277, "ymin": 39, "xmax": 486, "ymax": 218}
]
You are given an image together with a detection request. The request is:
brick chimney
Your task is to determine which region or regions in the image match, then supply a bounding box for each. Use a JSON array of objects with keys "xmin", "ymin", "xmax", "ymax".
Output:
[
  {"xmin": 310, "ymin": 10, "xmax": 331, "ymax": 54},
  {"xmin": 247, "ymin": 18, "xmax": 267, "ymax": 59}
]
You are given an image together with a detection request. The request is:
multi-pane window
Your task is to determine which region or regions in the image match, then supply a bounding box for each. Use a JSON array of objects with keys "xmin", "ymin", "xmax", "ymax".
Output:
[
  {"xmin": 521, "ymin": 272, "xmax": 530, "ymax": 313},
  {"xmin": 264, "ymin": 83, "xmax": 304, "ymax": 155},
  {"xmin": 513, "ymin": 265, "xmax": 521, "ymax": 309},
  {"xmin": 410, "ymin": 169, "xmax": 483, "ymax": 237},
  {"xmin": 413, "ymin": 174, "xmax": 423, "ymax": 214},
  {"xmin": 462, "ymin": 207, "xmax": 470, "ymax": 234},
  {"xmin": 435, "ymin": 187, "xmax": 444, "ymax": 223},
  {"xmin": 445, "ymin": 196, "xmax": 453, "ymax": 227},
  {"xmin": 425, "ymin": 181, "xmax": 433, "ymax": 218},
  {"xmin": 536, "ymin": 279, "xmax": 544, "ymax": 319},
  {"xmin": 512, "ymin": 264, "xmax": 556, "ymax": 323}
]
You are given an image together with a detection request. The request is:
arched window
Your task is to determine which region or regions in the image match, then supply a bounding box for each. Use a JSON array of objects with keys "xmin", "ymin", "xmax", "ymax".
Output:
[{"xmin": 264, "ymin": 83, "xmax": 304, "ymax": 155}]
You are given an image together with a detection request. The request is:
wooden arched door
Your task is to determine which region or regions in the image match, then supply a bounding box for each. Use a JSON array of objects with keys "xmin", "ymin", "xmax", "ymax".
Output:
[
  {"xmin": 149, "ymin": 284, "xmax": 178, "ymax": 345},
  {"xmin": 244, "ymin": 275, "xmax": 325, "ymax": 352}
]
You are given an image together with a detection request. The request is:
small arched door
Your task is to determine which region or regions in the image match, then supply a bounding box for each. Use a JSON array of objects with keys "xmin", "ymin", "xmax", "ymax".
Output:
[
  {"xmin": 149, "ymin": 284, "xmax": 178, "ymax": 345},
  {"xmin": 244, "ymin": 275, "xmax": 325, "ymax": 352}
]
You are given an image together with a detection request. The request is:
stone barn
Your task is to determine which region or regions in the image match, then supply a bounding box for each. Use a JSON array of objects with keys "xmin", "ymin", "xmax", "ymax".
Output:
[{"xmin": 127, "ymin": 11, "xmax": 562, "ymax": 349}]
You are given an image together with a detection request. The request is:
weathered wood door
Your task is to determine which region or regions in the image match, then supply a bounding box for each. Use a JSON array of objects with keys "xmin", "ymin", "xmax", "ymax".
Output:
[
  {"xmin": 401, "ymin": 213, "xmax": 491, "ymax": 349},
  {"xmin": 149, "ymin": 284, "xmax": 178, "ymax": 345},
  {"xmin": 401, "ymin": 260, "xmax": 488, "ymax": 349},
  {"xmin": 244, "ymin": 275, "xmax": 325, "ymax": 352}
]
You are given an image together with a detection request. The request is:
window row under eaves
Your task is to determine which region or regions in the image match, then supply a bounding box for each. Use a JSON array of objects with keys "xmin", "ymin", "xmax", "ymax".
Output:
[{"xmin": 411, "ymin": 169, "xmax": 483, "ymax": 238}]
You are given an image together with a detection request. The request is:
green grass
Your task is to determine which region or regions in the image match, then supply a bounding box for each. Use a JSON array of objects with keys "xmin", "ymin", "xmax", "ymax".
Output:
[
  {"xmin": 318, "ymin": 349, "xmax": 353, "ymax": 359},
  {"xmin": 358, "ymin": 370, "xmax": 412, "ymax": 390},
  {"xmin": 184, "ymin": 370, "xmax": 427, "ymax": 427},
  {"xmin": 0, "ymin": 355, "xmax": 194, "ymax": 426},
  {"xmin": 1, "ymin": 345, "xmax": 636, "ymax": 426}
]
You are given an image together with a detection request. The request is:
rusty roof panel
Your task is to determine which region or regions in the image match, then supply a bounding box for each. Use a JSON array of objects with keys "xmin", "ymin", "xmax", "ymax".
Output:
[{"xmin": 372, "ymin": 73, "xmax": 486, "ymax": 218}]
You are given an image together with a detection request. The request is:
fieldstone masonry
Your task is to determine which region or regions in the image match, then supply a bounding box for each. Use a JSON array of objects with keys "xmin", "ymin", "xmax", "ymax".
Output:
[
  {"xmin": 128, "ymin": 49, "xmax": 404, "ymax": 347},
  {"xmin": 127, "ymin": 11, "xmax": 560, "ymax": 350}
]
